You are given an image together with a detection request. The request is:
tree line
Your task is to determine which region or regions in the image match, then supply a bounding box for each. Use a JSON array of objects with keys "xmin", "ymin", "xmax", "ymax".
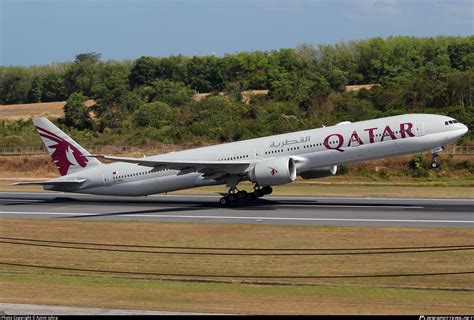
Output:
[{"xmin": 0, "ymin": 35, "xmax": 472, "ymax": 147}]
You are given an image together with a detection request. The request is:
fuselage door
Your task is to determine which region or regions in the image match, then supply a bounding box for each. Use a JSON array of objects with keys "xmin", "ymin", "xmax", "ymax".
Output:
[
  {"xmin": 415, "ymin": 122, "xmax": 425, "ymax": 137},
  {"xmin": 254, "ymin": 148, "xmax": 263, "ymax": 159},
  {"xmin": 103, "ymin": 173, "xmax": 112, "ymax": 186}
]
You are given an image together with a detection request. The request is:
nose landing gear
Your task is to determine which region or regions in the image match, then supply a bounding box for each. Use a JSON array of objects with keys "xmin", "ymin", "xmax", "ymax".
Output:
[
  {"xmin": 430, "ymin": 154, "xmax": 440, "ymax": 169},
  {"xmin": 430, "ymin": 146, "xmax": 444, "ymax": 169}
]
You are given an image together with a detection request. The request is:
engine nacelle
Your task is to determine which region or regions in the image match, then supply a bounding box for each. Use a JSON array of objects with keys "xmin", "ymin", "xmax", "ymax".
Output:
[
  {"xmin": 300, "ymin": 165, "xmax": 337, "ymax": 179},
  {"xmin": 249, "ymin": 157, "xmax": 297, "ymax": 186}
]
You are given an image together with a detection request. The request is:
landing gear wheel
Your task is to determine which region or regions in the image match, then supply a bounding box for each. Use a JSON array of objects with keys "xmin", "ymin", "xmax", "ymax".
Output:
[
  {"xmin": 254, "ymin": 189, "xmax": 264, "ymax": 198},
  {"xmin": 237, "ymin": 190, "xmax": 248, "ymax": 199},
  {"xmin": 430, "ymin": 153, "xmax": 440, "ymax": 169},
  {"xmin": 219, "ymin": 197, "xmax": 229, "ymax": 206},
  {"xmin": 262, "ymin": 186, "xmax": 273, "ymax": 195},
  {"xmin": 431, "ymin": 160, "xmax": 440, "ymax": 169},
  {"xmin": 246, "ymin": 192, "xmax": 257, "ymax": 200}
]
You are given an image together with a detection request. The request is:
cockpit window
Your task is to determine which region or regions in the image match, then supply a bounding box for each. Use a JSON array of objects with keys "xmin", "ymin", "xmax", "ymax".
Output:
[{"xmin": 445, "ymin": 119, "xmax": 460, "ymax": 125}]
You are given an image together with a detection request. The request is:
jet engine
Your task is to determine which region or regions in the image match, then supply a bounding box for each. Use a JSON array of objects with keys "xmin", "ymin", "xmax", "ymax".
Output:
[
  {"xmin": 249, "ymin": 157, "xmax": 296, "ymax": 186},
  {"xmin": 300, "ymin": 165, "xmax": 337, "ymax": 179}
]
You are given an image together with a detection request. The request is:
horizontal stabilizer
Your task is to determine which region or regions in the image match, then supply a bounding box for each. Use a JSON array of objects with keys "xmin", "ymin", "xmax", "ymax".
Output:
[{"xmin": 12, "ymin": 179, "xmax": 87, "ymax": 186}]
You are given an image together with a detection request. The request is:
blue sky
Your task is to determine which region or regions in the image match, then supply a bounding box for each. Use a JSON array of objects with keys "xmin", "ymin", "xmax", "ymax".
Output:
[{"xmin": 1, "ymin": 0, "xmax": 473, "ymax": 66}]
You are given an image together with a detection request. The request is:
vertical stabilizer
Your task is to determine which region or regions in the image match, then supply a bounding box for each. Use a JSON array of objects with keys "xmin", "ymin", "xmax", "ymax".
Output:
[{"xmin": 33, "ymin": 118, "xmax": 101, "ymax": 176}]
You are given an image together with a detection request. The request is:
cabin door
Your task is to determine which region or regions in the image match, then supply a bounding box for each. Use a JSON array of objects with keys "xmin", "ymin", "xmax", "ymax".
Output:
[
  {"xmin": 254, "ymin": 148, "xmax": 264, "ymax": 160},
  {"xmin": 103, "ymin": 173, "xmax": 112, "ymax": 186},
  {"xmin": 415, "ymin": 123, "xmax": 425, "ymax": 137}
]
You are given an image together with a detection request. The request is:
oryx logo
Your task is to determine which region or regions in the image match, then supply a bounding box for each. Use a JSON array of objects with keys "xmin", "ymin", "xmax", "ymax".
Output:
[
  {"xmin": 36, "ymin": 126, "xmax": 88, "ymax": 175},
  {"xmin": 270, "ymin": 167, "xmax": 278, "ymax": 176}
]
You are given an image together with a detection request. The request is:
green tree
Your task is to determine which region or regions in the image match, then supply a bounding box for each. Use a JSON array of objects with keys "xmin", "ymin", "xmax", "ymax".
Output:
[
  {"xmin": 133, "ymin": 102, "xmax": 172, "ymax": 128},
  {"xmin": 41, "ymin": 72, "xmax": 67, "ymax": 102},
  {"xmin": 28, "ymin": 77, "xmax": 43, "ymax": 103},
  {"xmin": 0, "ymin": 67, "xmax": 32, "ymax": 104},
  {"xmin": 448, "ymin": 41, "xmax": 474, "ymax": 71},
  {"xmin": 64, "ymin": 52, "xmax": 102, "ymax": 97},
  {"xmin": 129, "ymin": 56, "xmax": 159, "ymax": 88},
  {"xmin": 75, "ymin": 52, "xmax": 101, "ymax": 64},
  {"xmin": 91, "ymin": 64, "xmax": 132, "ymax": 130},
  {"xmin": 147, "ymin": 79, "xmax": 194, "ymax": 107},
  {"xmin": 64, "ymin": 92, "xmax": 92, "ymax": 130},
  {"xmin": 445, "ymin": 70, "xmax": 473, "ymax": 107}
]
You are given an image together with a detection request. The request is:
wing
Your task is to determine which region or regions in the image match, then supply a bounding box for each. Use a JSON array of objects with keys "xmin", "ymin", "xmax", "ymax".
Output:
[{"xmin": 89, "ymin": 154, "xmax": 253, "ymax": 178}]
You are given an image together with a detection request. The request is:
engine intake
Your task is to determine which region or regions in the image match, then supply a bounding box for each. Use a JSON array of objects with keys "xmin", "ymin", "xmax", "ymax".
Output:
[
  {"xmin": 250, "ymin": 157, "xmax": 296, "ymax": 186},
  {"xmin": 300, "ymin": 166, "xmax": 337, "ymax": 179}
]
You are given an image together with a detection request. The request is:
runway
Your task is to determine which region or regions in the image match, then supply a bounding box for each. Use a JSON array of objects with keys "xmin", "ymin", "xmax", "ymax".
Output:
[{"xmin": 0, "ymin": 192, "xmax": 473, "ymax": 227}]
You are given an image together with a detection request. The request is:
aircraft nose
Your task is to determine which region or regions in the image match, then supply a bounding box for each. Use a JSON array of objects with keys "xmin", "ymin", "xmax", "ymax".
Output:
[{"xmin": 459, "ymin": 123, "xmax": 468, "ymax": 136}]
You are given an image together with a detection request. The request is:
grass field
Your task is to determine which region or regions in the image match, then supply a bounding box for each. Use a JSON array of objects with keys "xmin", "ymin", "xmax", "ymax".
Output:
[
  {"xmin": 0, "ymin": 100, "xmax": 95, "ymax": 121},
  {"xmin": 0, "ymin": 94, "xmax": 269, "ymax": 121},
  {"xmin": 1, "ymin": 219, "xmax": 473, "ymax": 314}
]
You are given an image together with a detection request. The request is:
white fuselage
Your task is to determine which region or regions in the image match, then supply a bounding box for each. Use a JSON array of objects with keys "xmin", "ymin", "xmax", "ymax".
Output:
[{"xmin": 47, "ymin": 114, "xmax": 468, "ymax": 196}]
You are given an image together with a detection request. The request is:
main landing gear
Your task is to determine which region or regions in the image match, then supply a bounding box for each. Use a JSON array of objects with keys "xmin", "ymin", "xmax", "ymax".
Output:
[
  {"xmin": 431, "ymin": 154, "xmax": 440, "ymax": 169},
  {"xmin": 430, "ymin": 146, "xmax": 444, "ymax": 169},
  {"xmin": 219, "ymin": 186, "xmax": 273, "ymax": 206}
]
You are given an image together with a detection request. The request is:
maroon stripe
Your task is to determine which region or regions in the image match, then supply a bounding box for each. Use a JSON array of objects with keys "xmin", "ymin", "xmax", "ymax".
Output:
[
  {"xmin": 38, "ymin": 132, "xmax": 63, "ymax": 144},
  {"xmin": 35, "ymin": 126, "xmax": 63, "ymax": 139}
]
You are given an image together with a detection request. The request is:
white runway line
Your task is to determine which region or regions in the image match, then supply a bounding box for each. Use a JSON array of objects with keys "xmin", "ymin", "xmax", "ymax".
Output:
[
  {"xmin": 280, "ymin": 205, "xmax": 424, "ymax": 208},
  {"xmin": 1, "ymin": 211, "xmax": 473, "ymax": 224}
]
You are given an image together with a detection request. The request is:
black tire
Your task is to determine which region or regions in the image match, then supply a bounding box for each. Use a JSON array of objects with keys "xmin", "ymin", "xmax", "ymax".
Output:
[
  {"xmin": 246, "ymin": 192, "xmax": 257, "ymax": 201},
  {"xmin": 254, "ymin": 189, "xmax": 264, "ymax": 198},
  {"xmin": 228, "ymin": 194, "xmax": 237, "ymax": 202},
  {"xmin": 262, "ymin": 186, "xmax": 273, "ymax": 195},
  {"xmin": 237, "ymin": 190, "xmax": 247, "ymax": 199},
  {"xmin": 431, "ymin": 161, "xmax": 440, "ymax": 169},
  {"xmin": 219, "ymin": 197, "xmax": 229, "ymax": 206}
]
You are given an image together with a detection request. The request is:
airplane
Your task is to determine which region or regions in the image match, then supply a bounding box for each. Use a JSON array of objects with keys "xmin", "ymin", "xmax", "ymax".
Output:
[{"xmin": 15, "ymin": 114, "xmax": 468, "ymax": 205}]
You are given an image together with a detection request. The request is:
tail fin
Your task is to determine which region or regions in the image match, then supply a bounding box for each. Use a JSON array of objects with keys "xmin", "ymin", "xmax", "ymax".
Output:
[{"xmin": 33, "ymin": 118, "xmax": 101, "ymax": 176}]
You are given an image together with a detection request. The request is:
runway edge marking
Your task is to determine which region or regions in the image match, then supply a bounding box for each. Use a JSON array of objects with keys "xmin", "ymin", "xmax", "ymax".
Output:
[{"xmin": 1, "ymin": 211, "xmax": 473, "ymax": 224}]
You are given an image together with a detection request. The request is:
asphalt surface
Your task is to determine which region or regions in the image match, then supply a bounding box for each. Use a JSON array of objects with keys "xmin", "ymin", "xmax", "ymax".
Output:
[{"xmin": 0, "ymin": 192, "xmax": 473, "ymax": 227}]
